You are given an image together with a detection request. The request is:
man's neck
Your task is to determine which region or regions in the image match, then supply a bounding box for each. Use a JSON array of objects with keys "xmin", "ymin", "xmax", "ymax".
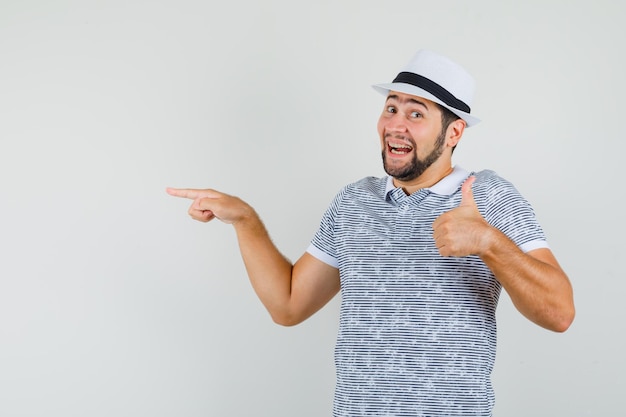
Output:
[{"xmin": 393, "ymin": 165, "xmax": 454, "ymax": 195}]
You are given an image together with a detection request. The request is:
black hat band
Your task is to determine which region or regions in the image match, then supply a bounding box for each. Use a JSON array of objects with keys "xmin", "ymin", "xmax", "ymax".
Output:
[{"xmin": 392, "ymin": 71, "xmax": 471, "ymax": 113}]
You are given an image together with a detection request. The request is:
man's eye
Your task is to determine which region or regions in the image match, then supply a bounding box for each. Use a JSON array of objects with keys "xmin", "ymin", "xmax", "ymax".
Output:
[
  {"xmin": 386, "ymin": 106, "xmax": 397, "ymax": 113},
  {"xmin": 410, "ymin": 111, "xmax": 422, "ymax": 118}
]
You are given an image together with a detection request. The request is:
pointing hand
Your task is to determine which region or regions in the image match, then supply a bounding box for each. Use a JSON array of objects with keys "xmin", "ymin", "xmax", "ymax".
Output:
[{"xmin": 166, "ymin": 187, "xmax": 252, "ymax": 224}]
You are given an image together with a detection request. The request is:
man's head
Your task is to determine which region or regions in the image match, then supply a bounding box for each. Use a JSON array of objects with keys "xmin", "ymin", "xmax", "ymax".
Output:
[
  {"xmin": 377, "ymin": 91, "xmax": 465, "ymax": 182},
  {"xmin": 374, "ymin": 49, "xmax": 478, "ymax": 183}
]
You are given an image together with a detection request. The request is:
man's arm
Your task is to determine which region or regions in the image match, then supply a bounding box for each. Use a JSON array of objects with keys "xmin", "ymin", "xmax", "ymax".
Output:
[
  {"xmin": 477, "ymin": 241, "xmax": 573, "ymax": 332},
  {"xmin": 166, "ymin": 187, "xmax": 340, "ymax": 326},
  {"xmin": 432, "ymin": 177, "xmax": 575, "ymax": 332}
]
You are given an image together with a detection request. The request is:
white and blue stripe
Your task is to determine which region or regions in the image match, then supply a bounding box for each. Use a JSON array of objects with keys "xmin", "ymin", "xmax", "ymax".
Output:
[{"xmin": 307, "ymin": 166, "xmax": 547, "ymax": 417}]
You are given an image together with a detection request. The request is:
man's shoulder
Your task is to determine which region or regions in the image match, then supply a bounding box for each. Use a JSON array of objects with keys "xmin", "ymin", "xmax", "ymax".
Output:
[
  {"xmin": 473, "ymin": 168, "xmax": 500, "ymax": 180},
  {"xmin": 471, "ymin": 169, "xmax": 526, "ymax": 205},
  {"xmin": 472, "ymin": 169, "xmax": 514, "ymax": 189},
  {"xmin": 329, "ymin": 176, "xmax": 388, "ymax": 206},
  {"xmin": 343, "ymin": 176, "xmax": 387, "ymax": 193}
]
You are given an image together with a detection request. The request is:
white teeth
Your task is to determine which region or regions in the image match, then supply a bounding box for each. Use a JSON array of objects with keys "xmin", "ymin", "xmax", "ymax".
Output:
[{"xmin": 389, "ymin": 143, "xmax": 412, "ymax": 154}]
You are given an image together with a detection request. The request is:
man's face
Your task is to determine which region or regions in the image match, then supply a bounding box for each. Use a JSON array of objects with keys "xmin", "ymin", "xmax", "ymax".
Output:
[{"xmin": 377, "ymin": 92, "xmax": 447, "ymax": 182}]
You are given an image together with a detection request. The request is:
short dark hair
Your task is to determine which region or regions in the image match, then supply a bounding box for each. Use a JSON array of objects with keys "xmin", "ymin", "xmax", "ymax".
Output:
[
  {"xmin": 436, "ymin": 104, "xmax": 462, "ymax": 153},
  {"xmin": 437, "ymin": 104, "xmax": 461, "ymax": 131}
]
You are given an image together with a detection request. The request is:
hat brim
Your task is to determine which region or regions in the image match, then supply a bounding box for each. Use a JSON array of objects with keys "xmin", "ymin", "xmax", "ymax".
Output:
[{"xmin": 372, "ymin": 82, "xmax": 480, "ymax": 127}]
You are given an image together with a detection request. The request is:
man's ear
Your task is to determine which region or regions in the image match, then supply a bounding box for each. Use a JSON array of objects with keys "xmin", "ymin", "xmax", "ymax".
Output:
[{"xmin": 446, "ymin": 119, "xmax": 466, "ymax": 148}]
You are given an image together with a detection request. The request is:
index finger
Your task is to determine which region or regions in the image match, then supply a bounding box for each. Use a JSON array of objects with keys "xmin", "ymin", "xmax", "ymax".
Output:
[{"xmin": 166, "ymin": 187, "xmax": 202, "ymax": 200}]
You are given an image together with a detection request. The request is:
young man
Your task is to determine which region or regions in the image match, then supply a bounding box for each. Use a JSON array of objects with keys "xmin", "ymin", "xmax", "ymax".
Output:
[{"xmin": 167, "ymin": 49, "xmax": 575, "ymax": 416}]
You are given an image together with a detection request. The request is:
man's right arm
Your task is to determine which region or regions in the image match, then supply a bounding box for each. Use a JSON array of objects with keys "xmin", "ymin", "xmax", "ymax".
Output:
[{"xmin": 167, "ymin": 187, "xmax": 341, "ymax": 326}]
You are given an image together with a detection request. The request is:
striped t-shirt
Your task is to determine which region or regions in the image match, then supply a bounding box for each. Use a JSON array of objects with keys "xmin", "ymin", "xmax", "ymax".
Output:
[{"xmin": 307, "ymin": 166, "xmax": 547, "ymax": 417}]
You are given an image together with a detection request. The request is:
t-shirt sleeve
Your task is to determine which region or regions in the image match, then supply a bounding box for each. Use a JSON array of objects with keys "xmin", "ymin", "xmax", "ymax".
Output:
[
  {"xmin": 306, "ymin": 187, "xmax": 347, "ymax": 268},
  {"xmin": 475, "ymin": 171, "xmax": 549, "ymax": 253}
]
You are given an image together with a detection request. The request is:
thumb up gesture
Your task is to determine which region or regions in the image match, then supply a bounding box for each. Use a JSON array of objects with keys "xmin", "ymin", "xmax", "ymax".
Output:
[{"xmin": 432, "ymin": 176, "xmax": 491, "ymax": 257}]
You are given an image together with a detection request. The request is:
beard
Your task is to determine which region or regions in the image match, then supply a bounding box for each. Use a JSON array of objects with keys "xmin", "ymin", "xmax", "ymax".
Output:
[{"xmin": 381, "ymin": 128, "xmax": 447, "ymax": 182}]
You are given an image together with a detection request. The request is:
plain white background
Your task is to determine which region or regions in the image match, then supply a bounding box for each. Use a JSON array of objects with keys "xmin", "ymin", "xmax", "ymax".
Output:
[{"xmin": 0, "ymin": 1, "xmax": 623, "ymax": 416}]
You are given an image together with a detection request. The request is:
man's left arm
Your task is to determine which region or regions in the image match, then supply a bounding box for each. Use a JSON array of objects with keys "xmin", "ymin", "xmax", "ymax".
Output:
[{"xmin": 432, "ymin": 176, "xmax": 575, "ymax": 332}]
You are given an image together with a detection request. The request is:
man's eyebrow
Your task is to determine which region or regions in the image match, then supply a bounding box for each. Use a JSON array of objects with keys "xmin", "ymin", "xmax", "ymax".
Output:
[{"xmin": 386, "ymin": 94, "xmax": 430, "ymax": 109}]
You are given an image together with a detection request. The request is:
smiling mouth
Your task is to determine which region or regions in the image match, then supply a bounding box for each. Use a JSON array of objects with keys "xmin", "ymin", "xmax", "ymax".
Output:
[{"xmin": 388, "ymin": 143, "xmax": 413, "ymax": 155}]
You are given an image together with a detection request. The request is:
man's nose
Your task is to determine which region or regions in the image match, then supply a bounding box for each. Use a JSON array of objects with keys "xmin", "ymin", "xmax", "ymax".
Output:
[{"xmin": 386, "ymin": 113, "xmax": 408, "ymax": 132}]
